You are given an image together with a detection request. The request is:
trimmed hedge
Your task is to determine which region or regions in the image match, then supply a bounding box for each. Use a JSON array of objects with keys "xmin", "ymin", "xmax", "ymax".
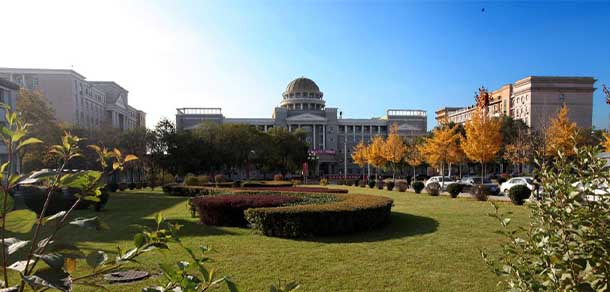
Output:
[
  {"xmin": 240, "ymin": 181, "xmax": 293, "ymax": 188},
  {"xmin": 412, "ymin": 181, "xmax": 424, "ymax": 193},
  {"xmin": 239, "ymin": 187, "xmax": 348, "ymax": 194},
  {"xmin": 447, "ymin": 183, "xmax": 462, "ymax": 198},
  {"xmin": 386, "ymin": 181, "xmax": 395, "ymax": 191},
  {"xmin": 245, "ymin": 193, "xmax": 393, "ymax": 238},
  {"xmin": 397, "ymin": 182, "xmax": 408, "ymax": 192},
  {"xmin": 426, "ymin": 182, "xmax": 441, "ymax": 196},
  {"xmin": 508, "ymin": 185, "xmax": 531, "ymax": 205},
  {"xmin": 470, "ymin": 185, "xmax": 491, "ymax": 201},
  {"xmin": 193, "ymin": 194, "xmax": 300, "ymax": 226}
]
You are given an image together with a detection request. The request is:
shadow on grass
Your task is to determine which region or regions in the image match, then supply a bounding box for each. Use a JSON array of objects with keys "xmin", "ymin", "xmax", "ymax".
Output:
[
  {"xmin": 301, "ymin": 212, "xmax": 438, "ymax": 243},
  {"xmin": 59, "ymin": 192, "xmax": 238, "ymax": 244}
]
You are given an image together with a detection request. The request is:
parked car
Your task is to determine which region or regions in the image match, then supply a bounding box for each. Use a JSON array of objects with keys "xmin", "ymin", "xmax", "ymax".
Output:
[
  {"xmin": 500, "ymin": 176, "xmax": 535, "ymax": 194},
  {"xmin": 425, "ymin": 176, "xmax": 458, "ymax": 190},
  {"xmin": 414, "ymin": 174, "xmax": 429, "ymax": 181},
  {"xmin": 459, "ymin": 176, "xmax": 500, "ymax": 195},
  {"xmin": 572, "ymin": 180, "xmax": 609, "ymax": 202}
]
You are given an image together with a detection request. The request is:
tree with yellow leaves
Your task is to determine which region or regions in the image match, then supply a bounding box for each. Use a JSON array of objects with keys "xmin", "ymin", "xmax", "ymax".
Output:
[
  {"xmin": 545, "ymin": 105, "xmax": 577, "ymax": 157},
  {"xmin": 365, "ymin": 135, "xmax": 386, "ymax": 177},
  {"xmin": 382, "ymin": 124, "xmax": 407, "ymax": 182},
  {"xmin": 405, "ymin": 139, "xmax": 424, "ymax": 178},
  {"xmin": 418, "ymin": 124, "xmax": 461, "ymax": 182},
  {"xmin": 461, "ymin": 108, "xmax": 502, "ymax": 179},
  {"xmin": 503, "ymin": 128, "xmax": 533, "ymax": 174},
  {"xmin": 351, "ymin": 141, "xmax": 369, "ymax": 180}
]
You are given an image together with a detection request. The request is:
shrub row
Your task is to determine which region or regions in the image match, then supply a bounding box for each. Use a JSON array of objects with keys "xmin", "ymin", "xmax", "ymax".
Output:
[
  {"xmin": 192, "ymin": 194, "xmax": 300, "ymax": 226},
  {"xmin": 240, "ymin": 181, "xmax": 293, "ymax": 188},
  {"xmin": 238, "ymin": 187, "xmax": 348, "ymax": 194},
  {"xmin": 244, "ymin": 193, "xmax": 394, "ymax": 238}
]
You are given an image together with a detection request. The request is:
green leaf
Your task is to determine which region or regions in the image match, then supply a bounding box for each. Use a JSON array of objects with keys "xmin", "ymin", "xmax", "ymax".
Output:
[
  {"xmin": 0, "ymin": 162, "xmax": 9, "ymax": 174},
  {"xmin": 133, "ymin": 233, "xmax": 146, "ymax": 248},
  {"xmin": 5, "ymin": 239, "xmax": 29, "ymax": 254},
  {"xmin": 124, "ymin": 154, "xmax": 138, "ymax": 162},
  {"xmin": 60, "ymin": 171, "xmax": 102, "ymax": 190},
  {"xmin": 16, "ymin": 137, "xmax": 43, "ymax": 150},
  {"xmin": 69, "ymin": 217, "xmax": 109, "ymax": 231},
  {"xmin": 8, "ymin": 174, "xmax": 22, "ymax": 187},
  {"xmin": 83, "ymin": 196, "xmax": 100, "ymax": 202},
  {"xmin": 0, "ymin": 191, "xmax": 15, "ymax": 216},
  {"xmin": 155, "ymin": 213, "xmax": 164, "ymax": 226},
  {"xmin": 34, "ymin": 253, "xmax": 65, "ymax": 270},
  {"xmin": 86, "ymin": 251, "xmax": 108, "ymax": 269},
  {"xmin": 5, "ymin": 209, "xmax": 37, "ymax": 233},
  {"xmin": 22, "ymin": 267, "xmax": 72, "ymax": 292},
  {"xmin": 140, "ymin": 242, "xmax": 169, "ymax": 252},
  {"xmin": 226, "ymin": 277, "xmax": 239, "ymax": 292}
]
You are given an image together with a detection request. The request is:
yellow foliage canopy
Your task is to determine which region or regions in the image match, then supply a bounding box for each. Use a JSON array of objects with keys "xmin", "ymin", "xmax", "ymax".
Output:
[
  {"xmin": 365, "ymin": 136, "xmax": 387, "ymax": 168},
  {"xmin": 545, "ymin": 105, "xmax": 577, "ymax": 157},
  {"xmin": 418, "ymin": 124, "xmax": 461, "ymax": 168},
  {"xmin": 602, "ymin": 131, "xmax": 610, "ymax": 152},
  {"xmin": 381, "ymin": 124, "xmax": 407, "ymax": 164},
  {"xmin": 351, "ymin": 141, "xmax": 368, "ymax": 168},
  {"xmin": 461, "ymin": 108, "xmax": 502, "ymax": 164}
]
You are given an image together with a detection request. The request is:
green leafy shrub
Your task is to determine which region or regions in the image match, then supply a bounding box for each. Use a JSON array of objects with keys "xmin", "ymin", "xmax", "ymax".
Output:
[
  {"xmin": 192, "ymin": 194, "xmax": 300, "ymax": 226},
  {"xmin": 245, "ymin": 193, "xmax": 393, "ymax": 238},
  {"xmin": 397, "ymin": 181, "xmax": 408, "ymax": 192},
  {"xmin": 376, "ymin": 180, "xmax": 385, "ymax": 190},
  {"xmin": 319, "ymin": 178, "xmax": 328, "ymax": 186},
  {"xmin": 470, "ymin": 184, "xmax": 490, "ymax": 201},
  {"xmin": 411, "ymin": 181, "xmax": 424, "ymax": 193},
  {"xmin": 19, "ymin": 186, "xmax": 91, "ymax": 215},
  {"xmin": 107, "ymin": 182, "xmax": 119, "ymax": 192},
  {"xmin": 447, "ymin": 183, "xmax": 462, "ymax": 198},
  {"xmin": 508, "ymin": 185, "xmax": 531, "ymax": 205},
  {"xmin": 185, "ymin": 175, "xmax": 199, "ymax": 186},
  {"xmin": 483, "ymin": 146, "xmax": 610, "ymax": 291},
  {"xmin": 273, "ymin": 174, "xmax": 284, "ymax": 181},
  {"xmin": 118, "ymin": 182, "xmax": 128, "ymax": 191},
  {"xmin": 426, "ymin": 182, "xmax": 441, "ymax": 196},
  {"xmin": 386, "ymin": 181, "xmax": 395, "ymax": 191},
  {"xmin": 368, "ymin": 180, "xmax": 376, "ymax": 188}
]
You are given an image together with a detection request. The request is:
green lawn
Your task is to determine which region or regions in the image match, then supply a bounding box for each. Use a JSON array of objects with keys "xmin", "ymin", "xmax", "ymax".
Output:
[{"xmin": 9, "ymin": 186, "xmax": 529, "ymax": 291}]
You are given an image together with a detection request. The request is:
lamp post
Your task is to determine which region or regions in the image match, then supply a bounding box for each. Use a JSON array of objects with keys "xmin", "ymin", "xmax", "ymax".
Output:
[{"xmin": 306, "ymin": 151, "xmax": 319, "ymax": 183}]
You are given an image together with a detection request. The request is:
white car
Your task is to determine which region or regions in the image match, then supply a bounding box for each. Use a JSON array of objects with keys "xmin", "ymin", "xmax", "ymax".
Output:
[
  {"xmin": 500, "ymin": 177, "xmax": 535, "ymax": 194},
  {"xmin": 425, "ymin": 176, "xmax": 457, "ymax": 190}
]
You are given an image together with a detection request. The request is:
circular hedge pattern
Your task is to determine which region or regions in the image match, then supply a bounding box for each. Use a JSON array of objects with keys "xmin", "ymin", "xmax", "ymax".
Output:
[{"xmin": 245, "ymin": 193, "xmax": 393, "ymax": 238}]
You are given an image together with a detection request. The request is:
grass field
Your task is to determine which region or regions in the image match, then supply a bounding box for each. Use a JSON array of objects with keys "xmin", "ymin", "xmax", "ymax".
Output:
[{"xmin": 8, "ymin": 186, "xmax": 530, "ymax": 291}]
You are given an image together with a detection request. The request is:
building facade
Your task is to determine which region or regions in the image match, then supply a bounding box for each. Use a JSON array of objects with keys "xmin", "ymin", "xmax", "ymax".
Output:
[
  {"xmin": 176, "ymin": 77, "xmax": 427, "ymax": 176},
  {"xmin": 0, "ymin": 78, "xmax": 20, "ymax": 170},
  {"xmin": 0, "ymin": 68, "xmax": 145, "ymax": 131},
  {"xmin": 435, "ymin": 76, "xmax": 595, "ymax": 130}
]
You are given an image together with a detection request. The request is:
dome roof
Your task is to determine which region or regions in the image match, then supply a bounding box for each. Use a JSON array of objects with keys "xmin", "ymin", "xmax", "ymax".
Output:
[{"xmin": 283, "ymin": 77, "xmax": 323, "ymax": 98}]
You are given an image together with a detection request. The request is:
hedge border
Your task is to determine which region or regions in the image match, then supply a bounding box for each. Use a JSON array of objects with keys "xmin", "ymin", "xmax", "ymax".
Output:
[{"xmin": 244, "ymin": 193, "xmax": 393, "ymax": 238}]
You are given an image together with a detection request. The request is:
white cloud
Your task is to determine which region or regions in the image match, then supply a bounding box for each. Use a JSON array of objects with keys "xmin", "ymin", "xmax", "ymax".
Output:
[{"xmin": 0, "ymin": 0, "xmax": 276, "ymax": 128}]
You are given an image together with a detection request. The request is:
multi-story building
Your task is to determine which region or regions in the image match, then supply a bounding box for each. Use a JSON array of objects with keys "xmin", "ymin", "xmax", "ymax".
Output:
[
  {"xmin": 0, "ymin": 68, "xmax": 145, "ymax": 131},
  {"xmin": 435, "ymin": 76, "xmax": 595, "ymax": 131},
  {"xmin": 0, "ymin": 78, "xmax": 19, "ymax": 170},
  {"xmin": 176, "ymin": 77, "xmax": 427, "ymax": 176}
]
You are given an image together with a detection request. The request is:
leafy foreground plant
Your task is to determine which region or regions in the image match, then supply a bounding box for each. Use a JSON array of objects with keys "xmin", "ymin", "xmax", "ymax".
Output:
[{"xmin": 482, "ymin": 146, "xmax": 610, "ymax": 291}]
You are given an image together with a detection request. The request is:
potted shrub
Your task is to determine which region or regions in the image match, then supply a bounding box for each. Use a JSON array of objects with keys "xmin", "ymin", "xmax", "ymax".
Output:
[
  {"xmin": 368, "ymin": 180, "xmax": 376, "ymax": 188},
  {"xmin": 376, "ymin": 180, "xmax": 385, "ymax": 190},
  {"xmin": 447, "ymin": 183, "xmax": 462, "ymax": 198},
  {"xmin": 386, "ymin": 181, "xmax": 395, "ymax": 191},
  {"xmin": 471, "ymin": 184, "xmax": 491, "ymax": 201},
  {"xmin": 397, "ymin": 181, "xmax": 408, "ymax": 192},
  {"xmin": 411, "ymin": 181, "xmax": 424, "ymax": 194},
  {"xmin": 508, "ymin": 185, "xmax": 531, "ymax": 205},
  {"xmin": 319, "ymin": 178, "xmax": 328, "ymax": 186},
  {"xmin": 426, "ymin": 182, "xmax": 441, "ymax": 196}
]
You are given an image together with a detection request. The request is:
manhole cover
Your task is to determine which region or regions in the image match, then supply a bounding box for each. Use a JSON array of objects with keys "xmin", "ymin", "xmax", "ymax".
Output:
[{"xmin": 103, "ymin": 270, "xmax": 150, "ymax": 283}]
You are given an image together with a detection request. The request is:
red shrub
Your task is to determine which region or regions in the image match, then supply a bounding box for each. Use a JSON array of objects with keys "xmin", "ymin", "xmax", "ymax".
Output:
[
  {"xmin": 238, "ymin": 187, "xmax": 348, "ymax": 193},
  {"xmin": 192, "ymin": 195, "xmax": 300, "ymax": 226}
]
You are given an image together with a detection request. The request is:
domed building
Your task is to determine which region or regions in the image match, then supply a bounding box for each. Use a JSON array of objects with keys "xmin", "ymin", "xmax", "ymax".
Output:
[{"xmin": 176, "ymin": 77, "xmax": 427, "ymax": 177}]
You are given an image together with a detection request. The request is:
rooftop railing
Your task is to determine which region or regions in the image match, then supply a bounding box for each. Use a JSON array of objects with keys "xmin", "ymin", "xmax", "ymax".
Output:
[
  {"xmin": 386, "ymin": 109, "xmax": 427, "ymax": 117},
  {"xmin": 176, "ymin": 107, "xmax": 222, "ymax": 115}
]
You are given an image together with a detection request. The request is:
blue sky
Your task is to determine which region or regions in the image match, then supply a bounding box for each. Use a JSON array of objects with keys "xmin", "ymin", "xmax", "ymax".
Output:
[
  {"xmin": 1, "ymin": 1, "xmax": 609, "ymax": 129},
  {"xmin": 165, "ymin": 1, "xmax": 610, "ymax": 129}
]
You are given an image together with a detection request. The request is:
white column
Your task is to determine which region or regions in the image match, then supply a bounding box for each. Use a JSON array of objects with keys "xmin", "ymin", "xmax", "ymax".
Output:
[
  {"xmin": 289, "ymin": 124, "xmax": 292, "ymax": 132},
  {"xmin": 377, "ymin": 125, "xmax": 380, "ymax": 135},
  {"xmin": 353, "ymin": 125, "xmax": 356, "ymax": 142},
  {"xmin": 264, "ymin": 125, "xmax": 268, "ymax": 132},
  {"xmin": 313, "ymin": 124, "xmax": 316, "ymax": 149},
  {"xmin": 322, "ymin": 124, "xmax": 326, "ymax": 150},
  {"xmin": 369, "ymin": 125, "xmax": 373, "ymax": 138},
  {"xmin": 361, "ymin": 125, "xmax": 364, "ymax": 141}
]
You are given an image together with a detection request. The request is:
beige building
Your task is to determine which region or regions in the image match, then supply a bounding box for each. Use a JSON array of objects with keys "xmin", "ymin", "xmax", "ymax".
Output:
[
  {"xmin": 436, "ymin": 76, "xmax": 595, "ymax": 131},
  {"xmin": 0, "ymin": 68, "xmax": 145, "ymax": 131}
]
